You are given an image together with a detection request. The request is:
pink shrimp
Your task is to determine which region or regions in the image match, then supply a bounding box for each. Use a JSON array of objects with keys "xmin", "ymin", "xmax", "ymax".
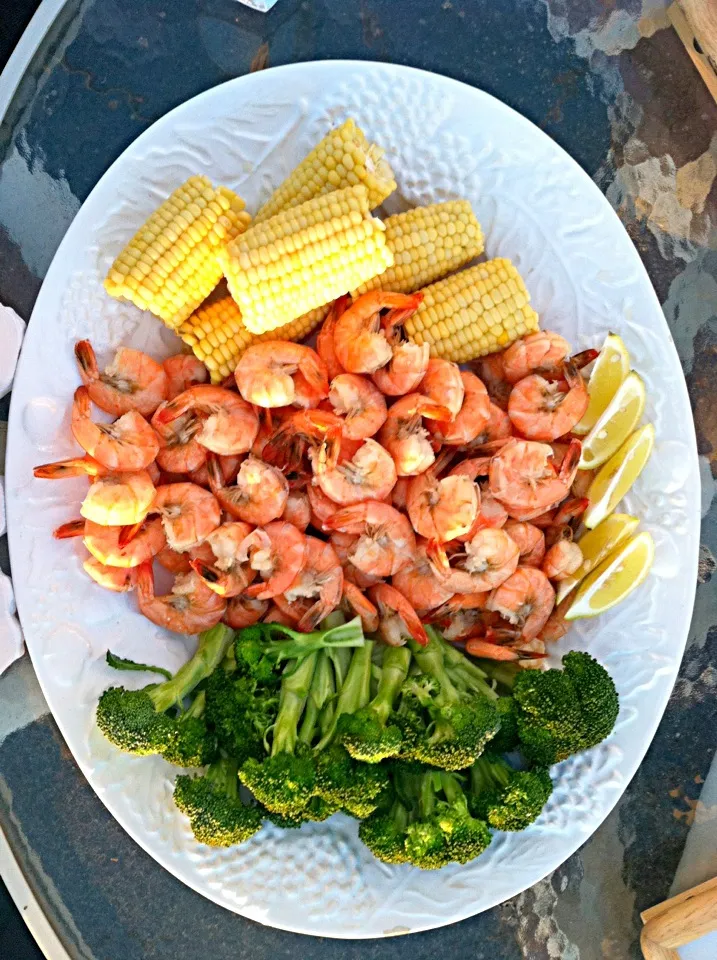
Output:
[
  {"xmin": 489, "ymin": 438, "xmax": 581, "ymax": 521},
  {"xmin": 234, "ymin": 342, "xmax": 328, "ymax": 408},
  {"xmin": 508, "ymin": 361, "xmax": 589, "ymax": 441},
  {"xmin": 34, "ymin": 455, "xmax": 108, "ymax": 480},
  {"xmin": 151, "ymin": 483, "xmax": 221, "ymax": 552},
  {"xmin": 327, "ymin": 500, "xmax": 416, "ymax": 577},
  {"xmin": 82, "ymin": 557, "xmax": 136, "ymax": 592},
  {"xmin": 153, "ymin": 385, "xmax": 258, "ymax": 456},
  {"xmin": 163, "ymin": 354, "xmax": 208, "ymax": 400},
  {"xmin": 368, "ymin": 583, "xmax": 428, "ymax": 647},
  {"xmin": 371, "ymin": 299, "xmax": 429, "ymax": 395},
  {"xmin": 486, "ymin": 566, "xmax": 555, "ymax": 640},
  {"xmin": 429, "ymin": 528, "xmax": 520, "ymax": 593},
  {"xmin": 427, "ymin": 592, "xmax": 493, "ymax": 642},
  {"xmin": 151, "ymin": 402, "xmax": 206, "ymax": 474},
  {"xmin": 188, "ymin": 454, "xmax": 241, "ymax": 489},
  {"xmin": 135, "ymin": 562, "xmax": 226, "ymax": 634},
  {"xmin": 79, "ymin": 470, "xmax": 155, "ymax": 527},
  {"xmin": 502, "ymin": 331, "xmax": 570, "ymax": 384},
  {"xmin": 328, "ymin": 373, "xmax": 387, "ymax": 439},
  {"xmin": 317, "ymin": 295, "xmax": 350, "ymax": 381},
  {"xmin": 307, "ymin": 483, "xmax": 340, "ymax": 532},
  {"xmin": 332, "ymin": 291, "xmax": 422, "ymax": 374},
  {"xmin": 542, "ymin": 540, "xmax": 583, "ymax": 581},
  {"xmin": 378, "ymin": 394, "xmax": 451, "ymax": 477},
  {"xmin": 314, "ymin": 437, "xmax": 397, "ymax": 505},
  {"xmin": 391, "ymin": 542, "xmax": 454, "ymax": 615},
  {"xmin": 341, "ymin": 581, "xmax": 379, "ymax": 634},
  {"xmin": 331, "ymin": 531, "xmax": 383, "ymax": 589},
  {"xmin": 277, "ymin": 536, "xmax": 343, "ymax": 632},
  {"xmin": 208, "ymin": 454, "xmax": 288, "ymax": 526},
  {"xmin": 391, "ymin": 477, "xmax": 410, "ymax": 511},
  {"xmin": 74, "ymin": 340, "xmax": 168, "ymax": 417},
  {"xmin": 156, "ymin": 541, "xmax": 214, "ymax": 576},
  {"xmin": 189, "ymin": 521, "xmax": 256, "ymax": 598},
  {"xmin": 54, "ymin": 517, "xmax": 166, "ymax": 568},
  {"xmin": 71, "ymin": 387, "xmax": 159, "ymax": 471},
  {"xmin": 224, "ymin": 596, "xmax": 269, "ymax": 630},
  {"xmin": 282, "ymin": 489, "xmax": 311, "ymax": 531},
  {"xmin": 241, "ymin": 521, "xmax": 307, "ymax": 600},
  {"xmin": 419, "ymin": 358, "xmax": 465, "ymax": 420},
  {"xmin": 460, "ymin": 402, "xmax": 512, "ymax": 450},
  {"xmin": 475, "ymin": 353, "xmax": 511, "ymax": 410},
  {"xmin": 263, "ymin": 409, "xmax": 343, "ymax": 476},
  {"xmin": 406, "ymin": 455, "xmax": 479, "ymax": 542},
  {"xmin": 428, "ymin": 371, "xmax": 491, "ymax": 447},
  {"xmin": 503, "ymin": 521, "xmax": 546, "ymax": 568}
]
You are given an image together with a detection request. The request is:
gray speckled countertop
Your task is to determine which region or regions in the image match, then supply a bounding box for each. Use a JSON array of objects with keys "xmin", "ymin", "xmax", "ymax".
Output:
[{"xmin": 1, "ymin": 1, "xmax": 716, "ymax": 957}]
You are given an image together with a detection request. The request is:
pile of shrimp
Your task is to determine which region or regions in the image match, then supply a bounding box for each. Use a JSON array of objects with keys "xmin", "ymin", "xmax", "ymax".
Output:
[{"xmin": 36, "ymin": 292, "xmax": 599, "ymax": 662}]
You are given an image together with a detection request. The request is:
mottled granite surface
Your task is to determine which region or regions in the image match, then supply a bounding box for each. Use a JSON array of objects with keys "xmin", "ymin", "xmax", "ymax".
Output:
[{"xmin": 0, "ymin": 1, "xmax": 715, "ymax": 957}]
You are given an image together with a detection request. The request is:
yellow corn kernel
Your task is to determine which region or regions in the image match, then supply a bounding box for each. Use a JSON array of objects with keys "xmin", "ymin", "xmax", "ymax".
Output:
[
  {"xmin": 404, "ymin": 259, "xmax": 539, "ymax": 362},
  {"xmin": 104, "ymin": 176, "xmax": 251, "ymax": 329},
  {"xmin": 254, "ymin": 118, "xmax": 396, "ymax": 222}
]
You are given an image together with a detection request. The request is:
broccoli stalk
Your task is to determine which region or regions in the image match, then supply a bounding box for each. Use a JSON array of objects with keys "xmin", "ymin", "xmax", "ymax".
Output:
[
  {"xmin": 96, "ymin": 623, "xmax": 234, "ymax": 763},
  {"xmin": 406, "ymin": 636, "xmax": 500, "ymax": 770},
  {"xmin": 338, "ymin": 646, "xmax": 411, "ymax": 762},
  {"xmin": 173, "ymin": 756, "xmax": 263, "ymax": 846},
  {"xmin": 468, "ymin": 754, "xmax": 553, "ymax": 831}
]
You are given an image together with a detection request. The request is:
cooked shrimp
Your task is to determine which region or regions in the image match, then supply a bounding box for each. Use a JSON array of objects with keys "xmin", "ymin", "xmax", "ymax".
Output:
[
  {"xmin": 341, "ymin": 581, "xmax": 379, "ymax": 633},
  {"xmin": 330, "ymin": 532, "xmax": 380, "ymax": 589},
  {"xmin": 419, "ymin": 358, "xmax": 464, "ymax": 420},
  {"xmin": 327, "ymin": 501, "xmax": 416, "ymax": 577},
  {"xmin": 502, "ymin": 331, "xmax": 570, "ymax": 384},
  {"xmin": 151, "ymin": 403, "xmax": 206, "ymax": 474},
  {"xmin": 276, "ymin": 536, "xmax": 343, "ymax": 632},
  {"xmin": 151, "ymin": 483, "xmax": 221, "ymax": 552},
  {"xmin": 503, "ymin": 521, "xmax": 546, "ymax": 568},
  {"xmin": 188, "ymin": 453, "xmax": 241, "ymax": 489},
  {"xmin": 208, "ymin": 455, "xmax": 288, "ymax": 526},
  {"xmin": 475, "ymin": 353, "xmax": 511, "ymax": 410},
  {"xmin": 487, "ymin": 566, "xmax": 555, "ymax": 640},
  {"xmin": 428, "ymin": 372, "xmax": 490, "ymax": 446},
  {"xmin": 314, "ymin": 437, "xmax": 397, "ymax": 505},
  {"xmin": 240, "ymin": 521, "xmax": 306, "ymax": 600},
  {"xmin": 71, "ymin": 387, "xmax": 159, "ymax": 471},
  {"xmin": 378, "ymin": 394, "xmax": 451, "ymax": 477},
  {"xmin": 371, "ymin": 301, "xmax": 429, "ymax": 395},
  {"xmin": 153, "ymin": 385, "xmax": 258, "ymax": 456},
  {"xmin": 367, "ymin": 583, "xmax": 428, "ymax": 647},
  {"xmin": 328, "ymin": 374, "xmax": 387, "ymax": 439},
  {"xmin": 447, "ymin": 459, "xmax": 506, "ymax": 542},
  {"xmin": 391, "ymin": 477, "xmax": 410, "ymax": 511},
  {"xmin": 263, "ymin": 604, "xmax": 297, "ymax": 627},
  {"xmin": 464, "ymin": 639, "xmax": 535, "ymax": 661},
  {"xmin": 74, "ymin": 340, "xmax": 168, "ymax": 417},
  {"xmin": 542, "ymin": 540, "xmax": 583, "ymax": 581},
  {"xmin": 333, "ymin": 291, "xmax": 422, "ymax": 374},
  {"xmin": 34, "ymin": 455, "xmax": 108, "ymax": 480},
  {"xmin": 406, "ymin": 457, "xmax": 479, "ymax": 542},
  {"xmin": 190, "ymin": 521, "xmax": 255, "ymax": 597},
  {"xmin": 537, "ymin": 596, "xmax": 573, "ymax": 643},
  {"xmin": 136, "ymin": 562, "xmax": 226, "ymax": 634},
  {"xmin": 282, "ymin": 489, "xmax": 311, "ymax": 531},
  {"xmin": 264, "ymin": 409, "xmax": 342, "ymax": 475},
  {"xmin": 54, "ymin": 517, "xmax": 166, "ymax": 568},
  {"xmin": 427, "ymin": 592, "xmax": 493, "ymax": 642},
  {"xmin": 235, "ymin": 342, "xmax": 328, "ymax": 408},
  {"xmin": 461, "ymin": 402, "xmax": 512, "ymax": 450},
  {"xmin": 571, "ymin": 467, "xmax": 594, "ymax": 500},
  {"xmin": 430, "ymin": 528, "xmax": 520, "ymax": 593},
  {"xmin": 306, "ymin": 483, "xmax": 339, "ymax": 532},
  {"xmin": 156, "ymin": 541, "xmax": 214, "ymax": 576},
  {"xmin": 223, "ymin": 596, "xmax": 268, "ymax": 630},
  {"xmin": 508, "ymin": 361, "xmax": 588, "ymax": 441},
  {"xmin": 79, "ymin": 470, "xmax": 155, "ymax": 526},
  {"xmin": 83, "ymin": 557, "xmax": 135, "ymax": 592},
  {"xmin": 317, "ymin": 295, "xmax": 350, "ymax": 381},
  {"xmin": 163, "ymin": 354, "xmax": 208, "ymax": 400},
  {"xmin": 391, "ymin": 542, "xmax": 454, "ymax": 615},
  {"xmin": 489, "ymin": 438, "xmax": 581, "ymax": 521}
]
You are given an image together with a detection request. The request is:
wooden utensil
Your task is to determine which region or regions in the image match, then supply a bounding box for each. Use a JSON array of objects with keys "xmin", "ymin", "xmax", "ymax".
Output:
[{"xmin": 641, "ymin": 875, "xmax": 717, "ymax": 959}]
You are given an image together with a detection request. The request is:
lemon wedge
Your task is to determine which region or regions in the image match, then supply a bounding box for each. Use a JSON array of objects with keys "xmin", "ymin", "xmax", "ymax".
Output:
[
  {"xmin": 578, "ymin": 371, "xmax": 646, "ymax": 469},
  {"xmin": 583, "ymin": 423, "xmax": 654, "ymax": 530},
  {"xmin": 556, "ymin": 513, "xmax": 639, "ymax": 603},
  {"xmin": 564, "ymin": 530, "xmax": 654, "ymax": 620},
  {"xmin": 573, "ymin": 333, "xmax": 630, "ymax": 436}
]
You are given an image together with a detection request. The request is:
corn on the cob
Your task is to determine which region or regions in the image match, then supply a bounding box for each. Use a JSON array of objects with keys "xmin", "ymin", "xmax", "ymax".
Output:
[
  {"xmin": 179, "ymin": 292, "xmax": 329, "ymax": 383},
  {"xmin": 221, "ymin": 184, "xmax": 393, "ymax": 335},
  {"xmin": 404, "ymin": 258, "xmax": 539, "ymax": 362},
  {"xmin": 104, "ymin": 176, "xmax": 251, "ymax": 329},
  {"xmin": 254, "ymin": 119, "xmax": 396, "ymax": 223},
  {"xmin": 353, "ymin": 200, "xmax": 484, "ymax": 297}
]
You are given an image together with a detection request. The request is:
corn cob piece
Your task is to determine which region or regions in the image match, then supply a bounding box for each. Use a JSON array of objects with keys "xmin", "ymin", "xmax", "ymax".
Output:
[
  {"xmin": 179, "ymin": 293, "xmax": 329, "ymax": 383},
  {"xmin": 404, "ymin": 258, "xmax": 540, "ymax": 363},
  {"xmin": 254, "ymin": 119, "xmax": 396, "ymax": 223},
  {"xmin": 104, "ymin": 176, "xmax": 251, "ymax": 329},
  {"xmin": 353, "ymin": 200, "xmax": 484, "ymax": 297},
  {"xmin": 221, "ymin": 184, "xmax": 393, "ymax": 335}
]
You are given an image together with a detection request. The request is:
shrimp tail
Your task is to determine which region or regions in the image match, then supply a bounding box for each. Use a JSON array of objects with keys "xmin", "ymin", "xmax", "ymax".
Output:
[
  {"xmin": 53, "ymin": 519, "xmax": 85, "ymax": 539},
  {"xmin": 557, "ymin": 438, "xmax": 582, "ymax": 483},
  {"xmin": 425, "ymin": 539, "xmax": 451, "ymax": 579},
  {"xmin": 190, "ymin": 558, "xmax": 231, "ymax": 596},
  {"xmin": 74, "ymin": 340, "xmax": 99, "ymax": 381},
  {"xmin": 118, "ymin": 522, "xmax": 143, "ymax": 548},
  {"xmin": 34, "ymin": 456, "xmax": 103, "ymax": 479}
]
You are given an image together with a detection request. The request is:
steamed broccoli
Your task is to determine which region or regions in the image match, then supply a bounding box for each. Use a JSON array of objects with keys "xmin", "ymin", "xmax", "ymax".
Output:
[
  {"xmin": 511, "ymin": 651, "xmax": 619, "ymax": 765},
  {"xmin": 338, "ymin": 645, "xmax": 411, "ymax": 763},
  {"xmin": 204, "ymin": 666, "xmax": 278, "ymax": 765},
  {"xmin": 468, "ymin": 753, "xmax": 552, "ymax": 831},
  {"xmin": 490, "ymin": 697, "xmax": 521, "ymax": 754},
  {"xmin": 96, "ymin": 624, "xmax": 233, "ymax": 764},
  {"xmin": 404, "ymin": 637, "xmax": 500, "ymax": 770},
  {"xmin": 359, "ymin": 763, "xmax": 492, "ymax": 869},
  {"xmin": 174, "ymin": 756, "xmax": 262, "ymax": 846}
]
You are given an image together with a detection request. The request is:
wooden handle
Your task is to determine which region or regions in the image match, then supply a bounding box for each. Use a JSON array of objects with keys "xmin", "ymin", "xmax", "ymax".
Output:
[
  {"xmin": 640, "ymin": 929, "xmax": 679, "ymax": 960},
  {"xmin": 640, "ymin": 875, "xmax": 717, "ymax": 956},
  {"xmin": 678, "ymin": 0, "xmax": 717, "ymax": 61}
]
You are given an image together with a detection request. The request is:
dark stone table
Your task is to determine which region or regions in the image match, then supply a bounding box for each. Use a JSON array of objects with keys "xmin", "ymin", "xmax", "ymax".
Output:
[{"xmin": 1, "ymin": 1, "xmax": 715, "ymax": 957}]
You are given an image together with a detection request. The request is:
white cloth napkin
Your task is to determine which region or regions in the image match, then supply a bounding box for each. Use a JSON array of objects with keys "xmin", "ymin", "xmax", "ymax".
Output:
[
  {"xmin": 234, "ymin": 0, "xmax": 280, "ymax": 10},
  {"xmin": 0, "ymin": 304, "xmax": 25, "ymax": 398}
]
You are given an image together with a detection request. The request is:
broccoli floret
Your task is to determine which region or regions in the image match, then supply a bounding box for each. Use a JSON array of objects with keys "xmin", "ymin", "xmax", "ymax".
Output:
[
  {"xmin": 469, "ymin": 753, "xmax": 552, "ymax": 831},
  {"xmin": 512, "ymin": 652, "xmax": 619, "ymax": 765},
  {"xmin": 234, "ymin": 617, "xmax": 364, "ymax": 685},
  {"xmin": 264, "ymin": 796, "xmax": 340, "ymax": 828},
  {"xmin": 360, "ymin": 764, "xmax": 492, "ymax": 869},
  {"xmin": 407, "ymin": 637, "xmax": 500, "ymax": 770},
  {"xmin": 338, "ymin": 646, "xmax": 411, "ymax": 763},
  {"xmin": 204, "ymin": 668, "xmax": 278, "ymax": 765},
  {"xmin": 174, "ymin": 756, "xmax": 262, "ymax": 846},
  {"xmin": 161, "ymin": 691, "xmax": 217, "ymax": 767},
  {"xmin": 239, "ymin": 653, "xmax": 320, "ymax": 817},
  {"xmin": 96, "ymin": 624, "xmax": 233, "ymax": 763},
  {"xmin": 490, "ymin": 697, "xmax": 520, "ymax": 754}
]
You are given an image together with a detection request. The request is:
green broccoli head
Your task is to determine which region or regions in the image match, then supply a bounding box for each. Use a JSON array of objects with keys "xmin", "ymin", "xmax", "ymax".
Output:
[
  {"xmin": 264, "ymin": 796, "xmax": 340, "ymax": 829},
  {"xmin": 239, "ymin": 749, "xmax": 317, "ymax": 817},
  {"xmin": 204, "ymin": 668, "xmax": 277, "ymax": 764},
  {"xmin": 469, "ymin": 755, "xmax": 553, "ymax": 832},
  {"xmin": 358, "ymin": 797, "xmax": 411, "ymax": 865},
  {"xmin": 174, "ymin": 758, "xmax": 262, "ymax": 847},
  {"xmin": 413, "ymin": 698, "xmax": 500, "ymax": 771},
  {"xmin": 513, "ymin": 652, "xmax": 619, "ymax": 765},
  {"xmin": 96, "ymin": 686, "xmax": 174, "ymax": 755},
  {"xmin": 337, "ymin": 708, "xmax": 404, "ymax": 764},
  {"xmin": 490, "ymin": 697, "xmax": 520, "ymax": 754},
  {"xmin": 161, "ymin": 715, "xmax": 217, "ymax": 768},
  {"xmin": 314, "ymin": 743, "xmax": 390, "ymax": 818}
]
